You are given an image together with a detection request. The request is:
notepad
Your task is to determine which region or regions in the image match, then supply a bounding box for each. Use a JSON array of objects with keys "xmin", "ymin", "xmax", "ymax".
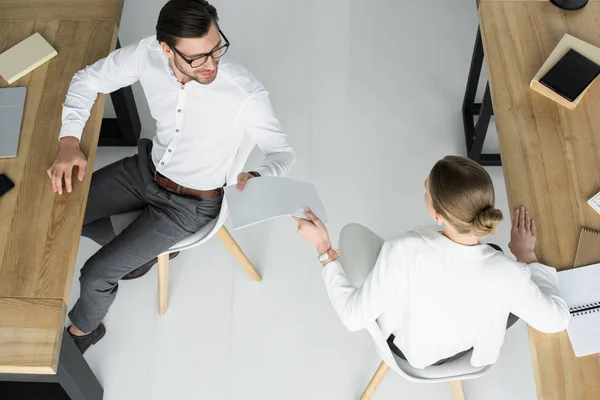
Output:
[
  {"xmin": 0, "ymin": 33, "xmax": 57, "ymax": 85},
  {"xmin": 574, "ymin": 228, "xmax": 600, "ymax": 268},
  {"xmin": 557, "ymin": 229, "xmax": 600, "ymax": 357}
]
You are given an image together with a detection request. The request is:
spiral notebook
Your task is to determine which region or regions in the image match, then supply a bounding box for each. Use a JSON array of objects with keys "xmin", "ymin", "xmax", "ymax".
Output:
[{"xmin": 557, "ymin": 229, "xmax": 600, "ymax": 357}]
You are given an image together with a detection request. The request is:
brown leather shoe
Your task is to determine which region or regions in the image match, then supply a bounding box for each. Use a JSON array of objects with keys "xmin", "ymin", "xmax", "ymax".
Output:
[{"xmin": 121, "ymin": 252, "xmax": 180, "ymax": 280}]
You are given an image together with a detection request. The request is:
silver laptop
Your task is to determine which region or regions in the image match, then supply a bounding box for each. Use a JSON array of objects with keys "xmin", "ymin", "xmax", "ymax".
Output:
[{"xmin": 0, "ymin": 86, "xmax": 26, "ymax": 158}]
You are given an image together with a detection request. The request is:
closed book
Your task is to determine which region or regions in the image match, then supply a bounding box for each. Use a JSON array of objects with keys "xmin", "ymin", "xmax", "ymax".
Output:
[{"xmin": 0, "ymin": 33, "xmax": 58, "ymax": 85}]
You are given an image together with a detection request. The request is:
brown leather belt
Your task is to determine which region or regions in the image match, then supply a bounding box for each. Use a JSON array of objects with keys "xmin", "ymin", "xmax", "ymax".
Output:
[{"xmin": 152, "ymin": 167, "xmax": 223, "ymax": 200}]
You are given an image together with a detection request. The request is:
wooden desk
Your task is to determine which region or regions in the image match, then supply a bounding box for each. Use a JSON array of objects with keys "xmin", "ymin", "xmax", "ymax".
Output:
[
  {"xmin": 479, "ymin": 1, "xmax": 600, "ymax": 399},
  {"xmin": 0, "ymin": 1, "xmax": 122, "ymax": 398}
]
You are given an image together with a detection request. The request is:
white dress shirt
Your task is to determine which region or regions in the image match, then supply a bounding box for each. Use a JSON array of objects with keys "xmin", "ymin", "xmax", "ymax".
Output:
[
  {"xmin": 322, "ymin": 229, "xmax": 571, "ymax": 369},
  {"xmin": 60, "ymin": 36, "xmax": 295, "ymax": 190}
]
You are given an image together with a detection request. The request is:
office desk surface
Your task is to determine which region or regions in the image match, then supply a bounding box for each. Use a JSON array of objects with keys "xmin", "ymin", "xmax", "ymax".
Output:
[
  {"xmin": 0, "ymin": 0, "xmax": 123, "ymax": 24},
  {"xmin": 479, "ymin": 1, "xmax": 600, "ymax": 399},
  {"xmin": 0, "ymin": 2, "xmax": 121, "ymax": 374}
]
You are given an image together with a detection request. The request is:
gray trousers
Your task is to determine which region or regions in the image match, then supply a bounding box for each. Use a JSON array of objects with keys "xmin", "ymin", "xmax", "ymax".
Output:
[{"xmin": 69, "ymin": 139, "xmax": 223, "ymax": 333}]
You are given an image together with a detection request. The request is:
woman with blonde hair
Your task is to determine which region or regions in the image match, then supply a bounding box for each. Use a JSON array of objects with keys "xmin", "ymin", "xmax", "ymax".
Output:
[{"xmin": 294, "ymin": 155, "xmax": 569, "ymax": 369}]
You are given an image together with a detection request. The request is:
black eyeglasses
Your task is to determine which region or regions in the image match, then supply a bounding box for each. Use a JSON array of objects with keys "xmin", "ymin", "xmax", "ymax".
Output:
[{"xmin": 170, "ymin": 28, "xmax": 230, "ymax": 68}]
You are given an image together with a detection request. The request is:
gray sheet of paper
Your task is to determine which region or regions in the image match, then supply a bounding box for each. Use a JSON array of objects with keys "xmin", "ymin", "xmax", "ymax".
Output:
[{"xmin": 223, "ymin": 177, "xmax": 328, "ymax": 230}]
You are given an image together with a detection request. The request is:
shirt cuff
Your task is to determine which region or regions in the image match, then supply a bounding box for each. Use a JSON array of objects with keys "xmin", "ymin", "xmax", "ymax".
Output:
[
  {"xmin": 58, "ymin": 121, "xmax": 84, "ymax": 141},
  {"xmin": 321, "ymin": 260, "xmax": 343, "ymax": 278},
  {"xmin": 254, "ymin": 165, "xmax": 272, "ymax": 177}
]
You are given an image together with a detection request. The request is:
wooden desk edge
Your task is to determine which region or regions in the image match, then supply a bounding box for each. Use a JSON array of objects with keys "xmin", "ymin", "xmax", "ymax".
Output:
[
  {"xmin": 0, "ymin": 365, "xmax": 57, "ymax": 375},
  {"xmin": 0, "ymin": 0, "xmax": 124, "ymax": 23},
  {"xmin": 0, "ymin": 299, "xmax": 66, "ymax": 375},
  {"xmin": 527, "ymin": 326, "xmax": 545, "ymax": 395}
]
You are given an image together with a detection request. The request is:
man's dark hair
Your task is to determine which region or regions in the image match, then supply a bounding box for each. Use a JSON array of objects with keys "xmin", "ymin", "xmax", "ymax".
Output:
[{"xmin": 156, "ymin": 0, "xmax": 219, "ymax": 48}]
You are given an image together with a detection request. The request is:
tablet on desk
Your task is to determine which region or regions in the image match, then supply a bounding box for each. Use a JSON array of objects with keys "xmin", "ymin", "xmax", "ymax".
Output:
[{"xmin": 0, "ymin": 86, "xmax": 26, "ymax": 158}]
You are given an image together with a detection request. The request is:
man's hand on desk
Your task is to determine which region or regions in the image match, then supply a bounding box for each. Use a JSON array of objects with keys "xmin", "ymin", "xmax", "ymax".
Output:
[
  {"xmin": 236, "ymin": 171, "xmax": 260, "ymax": 191},
  {"xmin": 46, "ymin": 136, "xmax": 88, "ymax": 195}
]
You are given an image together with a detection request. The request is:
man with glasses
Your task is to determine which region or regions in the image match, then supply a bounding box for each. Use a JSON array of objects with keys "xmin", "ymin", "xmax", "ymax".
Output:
[{"xmin": 47, "ymin": 0, "xmax": 295, "ymax": 353}]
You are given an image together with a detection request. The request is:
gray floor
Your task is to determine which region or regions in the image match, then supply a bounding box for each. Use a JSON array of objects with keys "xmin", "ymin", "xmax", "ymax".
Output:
[{"xmin": 67, "ymin": 0, "xmax": 539, "ymax": 399}]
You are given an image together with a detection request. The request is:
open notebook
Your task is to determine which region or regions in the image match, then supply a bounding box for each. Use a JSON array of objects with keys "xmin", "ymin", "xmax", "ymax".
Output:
[{"xmin": 557, "ymin": 229, "xmax": 600, "ymax": 357}]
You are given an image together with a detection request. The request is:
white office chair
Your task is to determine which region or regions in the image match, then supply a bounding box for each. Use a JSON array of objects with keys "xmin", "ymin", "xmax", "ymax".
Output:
[
  {"xmin": 112, "ymin": 134, "xmax": 260, "ymax": 315},
  {"xmin": 338, "ymin": 223, "xmax": 492, "ymax": 400}
]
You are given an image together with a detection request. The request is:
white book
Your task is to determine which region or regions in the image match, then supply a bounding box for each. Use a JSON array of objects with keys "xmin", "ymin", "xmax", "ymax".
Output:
[
  {"xmin": 223, "ymin": 177, "xmax": 328, "ymax": 230},
  {"xmin": 0, "ymin": 33, "xmax": 58, "ymax": 84},
  {"xmin": 558, "ymin": 262, "xmax": 600, "ymax": 357}
]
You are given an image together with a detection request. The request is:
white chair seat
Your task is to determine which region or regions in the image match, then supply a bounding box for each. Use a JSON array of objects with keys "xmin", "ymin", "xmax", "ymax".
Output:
[
  {"xmin": 111, "ymin": 132, "xmax": 256, "ymax": 255},
  {"xmin": 393, "ymin": 351, "xmax": 488, "ymax": 381},
  {"xmin": 109, "ymin": 134, "xmax": 260, "ymax": 316},
  {"xmin": 167, "ymin": 218, "xmax": 218, "ymax": 250},
  {"xmin": 110, "ymin": 201, "xmax": 225, "ymax": 254}
]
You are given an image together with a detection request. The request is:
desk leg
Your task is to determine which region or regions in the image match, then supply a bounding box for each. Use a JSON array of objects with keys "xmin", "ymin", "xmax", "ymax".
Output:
[
  {"xmin": 0, "ymin": 329, "xmax": 103, "ymax": 400},
  {"xmin": 57, "ymin": 328, "xmax": 104, "ymax": 400},
  {"xmin": 461, "ymin": 27, "xmax": 501, "ymax": 166},
  {"xmin": 468, "ymin": 84, "xmax": 494, "ymax": 163}
]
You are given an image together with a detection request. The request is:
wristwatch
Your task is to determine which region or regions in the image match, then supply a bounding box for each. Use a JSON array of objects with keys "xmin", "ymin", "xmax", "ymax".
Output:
[{"xmin": 318, "ymin": 248, "xmax": 339, "ymax": 265}]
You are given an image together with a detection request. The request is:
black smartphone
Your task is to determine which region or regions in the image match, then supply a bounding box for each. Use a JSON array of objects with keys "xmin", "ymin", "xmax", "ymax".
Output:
[{"xmin": 0, "ymin": 174, "xmax": 15, "ymax": 197}]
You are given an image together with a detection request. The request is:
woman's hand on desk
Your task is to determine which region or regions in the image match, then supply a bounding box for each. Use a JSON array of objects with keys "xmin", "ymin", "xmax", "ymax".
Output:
[
  {"xmin": 46, "ymin": 136, "xmax": 88, "ymax": 195},
  {"xmin": 292, "ymin": 208, "xmax": 332, "ymax": 255},
  {"xmin": 509, "ymin": 207, "xmax": 539, "ymax": 264}
]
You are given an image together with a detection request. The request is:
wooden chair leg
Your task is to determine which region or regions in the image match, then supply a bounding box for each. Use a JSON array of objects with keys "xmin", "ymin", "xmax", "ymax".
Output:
[
  {"xmin": 450, "ymin": 380, "xmax": 466, "ymax": 400},
  {"xmin": 360, "ymin": 361, "xmax": 390, "ymax": 400},
  {"xmin": 216, "ymin": 226, "xmax": 262, "ymax": 282},
  {"xmin": 158, "ymin": 254, "xmax": 169, "ymax": 316}
]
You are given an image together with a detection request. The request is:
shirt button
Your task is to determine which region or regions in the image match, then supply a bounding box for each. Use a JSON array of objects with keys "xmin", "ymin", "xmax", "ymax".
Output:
[
  {"xmin": 177, "ymin": 109, "xmax": 182, "ymax": 113},
  {"xmin": 168, "ymin": 149, "xmax": 172, "ymax": 153},
  {"xmin": 176, "ymin": 129, "xmax": 180, "ymax": 133},
  {"xmin": 161, "ymin": 162, "xmax": 165, "ymax": 166},
  {"xmin": 180, "ymin": 86, "xmax": 184, "ymax": 90}
]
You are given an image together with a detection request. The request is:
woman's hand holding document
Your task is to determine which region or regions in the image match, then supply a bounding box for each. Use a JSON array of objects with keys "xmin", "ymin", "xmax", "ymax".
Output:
[{"xmin": 223, "ymin": 177, "xmax": 328, "ymax": 230}]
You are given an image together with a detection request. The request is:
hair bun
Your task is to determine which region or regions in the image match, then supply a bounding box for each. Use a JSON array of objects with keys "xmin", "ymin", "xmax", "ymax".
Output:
[{"xmin": 471, "ymin": 207, "xmax": 503, "ymax": 237}]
